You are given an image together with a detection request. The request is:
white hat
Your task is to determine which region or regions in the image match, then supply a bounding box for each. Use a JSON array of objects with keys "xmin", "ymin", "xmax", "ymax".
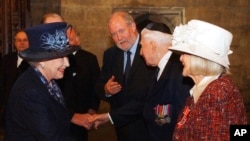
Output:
[{"xmin": 169, "ymin": 19, "xmax": 233, "ymax": 68}]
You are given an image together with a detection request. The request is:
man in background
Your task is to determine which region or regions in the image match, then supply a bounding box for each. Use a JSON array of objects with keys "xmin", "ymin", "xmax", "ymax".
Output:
[
  {"xmin": 42, "ymin": 13, "xmax": 101, "ymax": 141},
  {"xmin": 1, "ymin": 30, "xmax": 30, "ymax": 128}
]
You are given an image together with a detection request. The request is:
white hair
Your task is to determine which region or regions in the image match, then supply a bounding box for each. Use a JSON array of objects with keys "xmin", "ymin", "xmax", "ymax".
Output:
[{"xmin": 141, "ymin": 28, "xmax": 172, "ymax": 47}]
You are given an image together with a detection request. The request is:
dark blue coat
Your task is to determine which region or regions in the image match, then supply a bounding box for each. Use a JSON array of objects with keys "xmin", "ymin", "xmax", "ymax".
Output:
[
  {"xmin": 143, "ymin": 53, "xmax": 193, "ymax": 141},
  {"xmin": 5, "ymin": 67, "xmax": 75, "ymax": 141}
]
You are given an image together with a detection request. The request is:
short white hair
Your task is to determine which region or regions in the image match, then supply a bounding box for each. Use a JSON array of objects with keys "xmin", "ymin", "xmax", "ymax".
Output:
[{"xmin": 141, "ymin": 28, "xmax": 172, "ymax": 46}]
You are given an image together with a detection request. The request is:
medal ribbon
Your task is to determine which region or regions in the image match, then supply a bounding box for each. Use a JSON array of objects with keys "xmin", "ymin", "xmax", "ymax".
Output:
[{"xmin": 155, "ymin": 104, "xmax": 171, "ymax": 118}]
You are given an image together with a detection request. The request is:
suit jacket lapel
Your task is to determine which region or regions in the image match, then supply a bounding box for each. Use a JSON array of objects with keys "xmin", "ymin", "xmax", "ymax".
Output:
[
  {"xmin": 127, "ymin": 45, "xmax": 142, "ymax": 78},
  {"xmin": 149, "ymin": 54, "xmax": 176, "ymax": 97},
  {"xmin": 114, "ymin": 48, "xmax": 124, "ymax": 84}
]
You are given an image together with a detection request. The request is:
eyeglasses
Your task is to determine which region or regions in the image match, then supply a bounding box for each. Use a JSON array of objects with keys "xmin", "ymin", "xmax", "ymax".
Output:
[{"xmin": 15, "ymin": 39, "xmax": 28, "ymax": 43}]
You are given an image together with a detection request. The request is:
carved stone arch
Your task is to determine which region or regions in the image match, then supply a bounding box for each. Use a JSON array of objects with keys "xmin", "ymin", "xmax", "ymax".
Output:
[{"xmin": 113, "ymin": 7, "xmax": 185, "ymax": 33}]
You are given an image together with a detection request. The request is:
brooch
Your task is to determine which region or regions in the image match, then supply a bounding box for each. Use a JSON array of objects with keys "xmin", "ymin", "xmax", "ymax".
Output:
[{"xmin": 176, "ymin": 106, "xmax": 191, "ymax": 129}]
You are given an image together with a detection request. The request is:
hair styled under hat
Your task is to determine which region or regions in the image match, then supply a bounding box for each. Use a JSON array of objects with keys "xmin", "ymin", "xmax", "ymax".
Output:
[
  {"xmin": 169, "ymin": 19, "xmax": 233, "ymax": 68},
  {"xmin": 19, "ymin": 22, "xmax": 80, "ymax": 61}
]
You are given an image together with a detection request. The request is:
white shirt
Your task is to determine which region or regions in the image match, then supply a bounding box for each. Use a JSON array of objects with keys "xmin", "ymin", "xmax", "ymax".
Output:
[
  {"xmin": 123, "ymin": 35, "xmax": 139, "ymax": 71},
  {"xmin": 17, "ymin": 55, "xmax": 23, "ymax": 68},
  {"xmin": 157, "ymin": 51, "xmax": 173, "ymax": 80}
]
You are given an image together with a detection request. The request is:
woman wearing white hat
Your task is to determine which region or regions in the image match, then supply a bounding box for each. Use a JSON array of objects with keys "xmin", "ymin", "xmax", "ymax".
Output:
[{"xmin": 170, "ymin": 20, "xmax": 247, "ymax": 140}]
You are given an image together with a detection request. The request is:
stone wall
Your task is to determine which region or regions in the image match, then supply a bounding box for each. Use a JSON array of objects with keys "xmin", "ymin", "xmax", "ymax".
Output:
[{"xmin": 30, "ymin": 0, "xmax": 250, "ymax": 104}]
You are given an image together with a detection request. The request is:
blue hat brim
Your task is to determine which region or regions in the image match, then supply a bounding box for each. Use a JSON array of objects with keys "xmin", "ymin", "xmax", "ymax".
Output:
[{"xmin": 19, "ymin": 45, "xmax": 80, "ymax": 62}]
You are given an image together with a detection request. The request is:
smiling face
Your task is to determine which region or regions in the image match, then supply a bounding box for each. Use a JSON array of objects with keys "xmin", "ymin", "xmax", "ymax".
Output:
[
  {"xmin": 40, "ymin": 57, "xmax": 69, "ymax": 82},
  {"xmin": 108, "ymin": 12, "xmax": 138, "ymax": 51}
]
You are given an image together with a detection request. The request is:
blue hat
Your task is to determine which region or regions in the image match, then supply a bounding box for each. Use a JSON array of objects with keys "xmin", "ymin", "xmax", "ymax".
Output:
[{"xmin": 19, "ymin": 22, "xmax": 80, "ymax": 61}]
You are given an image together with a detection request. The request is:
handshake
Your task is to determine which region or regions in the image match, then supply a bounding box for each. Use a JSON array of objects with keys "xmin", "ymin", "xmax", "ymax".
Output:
[{"xmin": 71, "ymin": 113, "xmax": 110, "ymax": 130}]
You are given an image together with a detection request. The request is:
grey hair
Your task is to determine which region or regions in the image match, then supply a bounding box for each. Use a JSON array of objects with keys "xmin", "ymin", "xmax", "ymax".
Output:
[
  {"xmin": 141, "ymin": 28, "xmax": 172, "ymax": 46},
  {"xmin": 189, "ymin": 55, "xmax": 231, "ymax": 76}
]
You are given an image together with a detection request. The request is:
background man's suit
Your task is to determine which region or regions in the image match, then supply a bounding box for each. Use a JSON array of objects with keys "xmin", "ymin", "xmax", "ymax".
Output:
[
  {"xmin": 96, "ymin": 44, "xmax": 156, "ymax": 141},
  {"xmin": 1, "ymin": 52, "xmax": 29, "ymax": 128},
  {"xmin": 57, "ymin": 49, "xmax": 100, "ymax": 141}
]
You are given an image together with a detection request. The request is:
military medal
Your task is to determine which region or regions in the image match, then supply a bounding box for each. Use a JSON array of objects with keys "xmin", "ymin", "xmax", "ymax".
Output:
[{"xmin": 154, "ymin": 104, "xmax": 172, "ymax": 126}]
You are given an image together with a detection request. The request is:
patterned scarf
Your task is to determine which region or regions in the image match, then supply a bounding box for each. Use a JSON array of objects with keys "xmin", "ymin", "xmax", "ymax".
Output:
[{"xmin": 33, "ymin": 67, "xmax": 65, "ymax": 106}]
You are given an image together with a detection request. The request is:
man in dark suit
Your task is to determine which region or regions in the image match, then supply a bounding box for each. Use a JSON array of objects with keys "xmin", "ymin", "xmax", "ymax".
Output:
[
  {"xmin": 92, "ymin": 22, "xmax": 193, "ymax": 141},
  {"xmin": 95, "ymin": 11, "xmax": 156, "ymax": 141},
  {"xmin": 57, "ymin": 49, "xmax": 101, "ymax": 141},
  {"xmin": 1, "ymin": 30, "xmax": 30, "ymax": 127},
  {"xmin": 140, "ymin": 23, "xmax": 193, "ymax": 141}
]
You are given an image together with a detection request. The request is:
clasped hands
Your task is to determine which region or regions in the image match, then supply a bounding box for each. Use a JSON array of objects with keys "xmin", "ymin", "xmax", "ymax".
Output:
[
  {"xmin": 71, "ymin": 76, "xmax": 121, "ymax": 130},
  {"xmin": 71, "ymin": 113, "xmax": 110, "ymax": 130}
]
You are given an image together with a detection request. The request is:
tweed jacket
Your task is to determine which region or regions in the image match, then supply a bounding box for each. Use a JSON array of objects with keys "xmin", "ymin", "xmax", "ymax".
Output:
[
  {"xmin": 173, "ymin": 75, "xmax": 247, "ymax": 141},
  {"xmin": 5, "ymin": 67, "xmax": 75, "ymax": 141}
]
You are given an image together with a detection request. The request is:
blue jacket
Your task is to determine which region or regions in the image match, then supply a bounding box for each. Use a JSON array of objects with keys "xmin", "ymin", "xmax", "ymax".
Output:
[{"xmin": 5, "ymin": 67, "xmax": 75, "ymax": 141}]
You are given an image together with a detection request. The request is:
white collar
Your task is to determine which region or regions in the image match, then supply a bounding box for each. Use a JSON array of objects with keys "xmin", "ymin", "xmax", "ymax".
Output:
[
  {"xmin": 190, "ymin": 75, "xmax": 220, "ymax": 103},
  {"xmin": 157, "ymin": 51, "xmax": 172, "ymax": 80}
]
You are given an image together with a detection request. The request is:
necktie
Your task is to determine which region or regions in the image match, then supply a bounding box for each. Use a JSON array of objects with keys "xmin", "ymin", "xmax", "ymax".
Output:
[{"xmin": 124, "ymin": 51, "xmax": 131, "ymax": 84}]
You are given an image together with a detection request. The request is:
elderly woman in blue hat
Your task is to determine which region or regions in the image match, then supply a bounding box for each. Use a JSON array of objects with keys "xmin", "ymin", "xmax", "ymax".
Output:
[
  {"xmin": 169, "ymin": 20, "xmax": 247, "ymax": 140},
  {"xmin": 4, "ymin": 22, "xmax": 92, "ymax": 141}
]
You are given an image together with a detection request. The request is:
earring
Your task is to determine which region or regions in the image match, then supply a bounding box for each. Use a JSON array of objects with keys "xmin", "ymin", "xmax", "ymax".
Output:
[{"xmin": 40, "ymin": 64, "xmax": 45, "ymax": 69}]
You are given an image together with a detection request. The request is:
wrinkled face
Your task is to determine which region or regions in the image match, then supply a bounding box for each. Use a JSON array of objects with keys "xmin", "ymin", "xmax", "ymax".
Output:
[
  {"xmin": 108, "ymin": 16, "xmax": 137, "ymax": 51},
  {"xmin": 14, "ymin": 31, "xmax": 29, "ymax": 51},
  {"xmin": 140, "ymin": 37, "xmax": 157, "ymax": 67},
  {"xmin": 42, "ymin": 57, "xmax": 69, "ymax": 81},
  {"xmin": 180, "ymin": 54, "xmax": 191, "ymax": 77}
]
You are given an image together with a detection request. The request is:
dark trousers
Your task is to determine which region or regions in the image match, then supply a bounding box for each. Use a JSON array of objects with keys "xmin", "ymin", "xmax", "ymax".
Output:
[
  {"xmin": 70, "ymin": 123, "xmax": 88, "ymax": 141},
  {"xmin": 115, "ymin": 119, "xmax": 149, "ymax": 141}
]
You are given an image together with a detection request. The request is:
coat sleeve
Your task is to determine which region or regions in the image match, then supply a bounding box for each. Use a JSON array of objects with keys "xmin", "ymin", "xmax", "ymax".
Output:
[{"xmin": 17, "ymin": 88, "xmax": 75, "ymax": 141}]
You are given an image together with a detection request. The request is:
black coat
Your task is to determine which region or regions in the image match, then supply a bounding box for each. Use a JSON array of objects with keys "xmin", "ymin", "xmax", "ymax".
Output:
[
  {"xmin": 56, "ymin": 49, "xmax": 100, "ymax": 141},
  {"xmin": 1, "ymin": 52, "xmax": 29, "ymax": 107},
  {"xmin": 96, "ymin": 44, "xmax": 156, "ymax": 141},
  {"xmin": 143, "ymin": 53, "xmax": 193, "ymax": 141},
  {"xmin": 57, "ymin": 49, "xmax": 100, "ymax": 114}
]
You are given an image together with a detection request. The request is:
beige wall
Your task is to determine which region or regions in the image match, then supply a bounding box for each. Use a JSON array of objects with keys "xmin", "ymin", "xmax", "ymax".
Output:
[{"xmin": 30, "ymin": 0, "xmax": 250, "ymax": 104}]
